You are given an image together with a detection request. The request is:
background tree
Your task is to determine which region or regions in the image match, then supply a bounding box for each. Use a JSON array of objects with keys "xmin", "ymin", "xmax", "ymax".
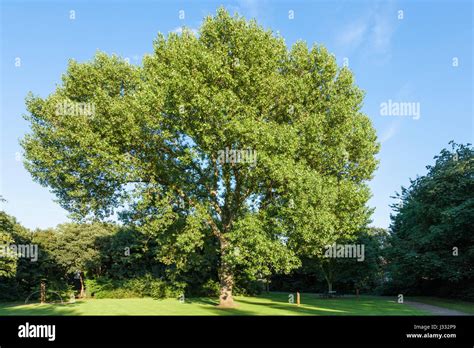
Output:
[
  {"xmin": 52, "ymin": 223, "xmax": 114, "ymax": 298},
  {"xmin": 293, "ymin": 227, "xmax": 387, "ymax": 294},
  {"xmin": 95, "ymin": 227, "xmax": 155, "ymax": 280},
  {"xmin": 0, "ymin": 208, "xmax": 66, "ymax": 302},
  {"xmin": 0, "ymin": 209, "xmax": 18, "ymax": 278},
  {"xmin": 386, "ymin": 142, "xmax": 474, "ymax": 300},
  {"xmin": 21, "ymin": 9, "xmax": 378, "ymax": 307},
  {"xmin": 333, "ymin": 227, "xmax": 388, "ymax": 294}
]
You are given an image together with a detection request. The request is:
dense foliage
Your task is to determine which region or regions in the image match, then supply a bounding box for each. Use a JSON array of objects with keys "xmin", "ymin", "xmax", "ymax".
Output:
[{"xmin": 385, "ymin": 142, "xmax": 474, "ymax": 300}]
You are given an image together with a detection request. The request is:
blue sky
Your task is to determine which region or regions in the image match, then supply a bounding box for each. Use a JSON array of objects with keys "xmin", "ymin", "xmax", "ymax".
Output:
[{"xmin": 1, "ymin": 0, "xmax": 472, "ymax": 230}]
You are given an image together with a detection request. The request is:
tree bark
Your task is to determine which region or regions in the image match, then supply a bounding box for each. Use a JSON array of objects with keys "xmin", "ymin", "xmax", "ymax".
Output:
[
  {"xmin": 79, "ymin": 272, "xmax": 86, "ymax": 298},
  {"xmin": 320, "ymin": 262, "xmax": 333, "ymax": 293},
  {"xmin": 40, "ymin": 280, "xmax": 46, "ymax": 304},
  {"xmin": 218, "ymin": 239, "xmax": 236, "ymax": 308}
]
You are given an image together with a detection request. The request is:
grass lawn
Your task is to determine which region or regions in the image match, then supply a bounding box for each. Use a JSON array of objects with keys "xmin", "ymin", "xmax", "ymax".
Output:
[
  {"xmin": 0, "ymin": 293, "xmax": 430, "ymax": 316},
  {"xmin": 409, "ymin": 296, "xmax": 474, "ymax": 314}
]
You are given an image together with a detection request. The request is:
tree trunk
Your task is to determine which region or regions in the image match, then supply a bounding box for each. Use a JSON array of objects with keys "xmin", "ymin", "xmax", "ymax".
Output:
[
  {"xmin": 218, "ymin": 239, "xmax": 236, "ymax": 308},
  {"xmin": 40, "ymin": 280, "xmax": 46, "ymax": 304},
  {"xmin": 327, "ymin": 280, "xmax": 332, "ymax": 293},
  {"xmin": 79, "ymin": 272, "xmax": 86, "ymax": 298},
  {"xmin": 218, "ymin": 263, "xmax": 235, "ymax": 308},
  {"xmin": 320, "ymin": 262, "xmax": 333, "ymax": 293}
]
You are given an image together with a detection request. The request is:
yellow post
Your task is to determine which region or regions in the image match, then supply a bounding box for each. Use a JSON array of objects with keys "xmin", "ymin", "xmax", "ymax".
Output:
[{"xmin": 296, "ymin": 292, "xmax": 300, "ymax": 306}]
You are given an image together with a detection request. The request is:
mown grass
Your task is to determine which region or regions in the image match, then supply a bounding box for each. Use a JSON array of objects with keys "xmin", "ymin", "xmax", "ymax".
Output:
[{"xmin": 0, "ymin": 293, "xmax": 431, "ymax": 316}]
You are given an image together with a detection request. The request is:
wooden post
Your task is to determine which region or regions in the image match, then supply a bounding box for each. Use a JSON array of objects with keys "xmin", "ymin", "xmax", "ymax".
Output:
[
  {"xmin": 356, "ymin": 288, "xmax": 359, "ymax": 299},
  {"xmin": 296, "ymin": 292, "xmax": 300, "ymax": 306}
]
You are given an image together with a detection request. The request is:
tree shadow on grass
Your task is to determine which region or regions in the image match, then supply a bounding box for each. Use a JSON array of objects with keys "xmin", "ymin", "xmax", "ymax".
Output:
[
  {"xmin": 184, "ymin": 298, "xmax": 218, "ymax": 306},
  {"xmin": 197, "ymin": 307, "xmax": 261, "ymax": 316},
  {"xmin": 0, "ymin": 302, "xmax": 82, "ymax": 316},
  {"xmin": 182, "ymin": 298, "xmax": 261, "ymax": 316},
  {"xmin": 234, "ymin": 293, "xmax": 428, "ymax": 316},
  {"xmin": 235, "ymin": 297, "xmax": 348, "ymax": 316}
]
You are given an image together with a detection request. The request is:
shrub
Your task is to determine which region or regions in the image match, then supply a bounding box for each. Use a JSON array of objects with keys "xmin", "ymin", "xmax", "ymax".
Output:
[
  {"xmin": 201, "ymin": 279, "xmax": 221, "ymax": 297},
  {"xmin": 233, "ymin": 278, "xmax": 265, "ymax": 296},
  {"xmin": 45, "ymin": 281, "xmax": 75, "ymax": 302},
  {"xmin": 0, "ymin": 279, "xmax": 23, "ymax": 301},
  {"xmin": 85, "ymin": 275, "xmax": 187, "ymax": 299},
  {"xmin": 149, "ymin": 280, "xmax": 186, "ymax": 299},
  {"xmin": 85, "ymin": 277, "xmax": 140, "ymax": 298}
]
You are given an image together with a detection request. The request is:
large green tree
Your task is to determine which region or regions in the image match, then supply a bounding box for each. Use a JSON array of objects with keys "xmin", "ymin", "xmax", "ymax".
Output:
[
  {"xmin": 386, "ymin": 142, "xmax": 474, "ymax": 299},
  {"xmin": 21, "ymin": 9, "xmax": 378, "ymax": 307}
]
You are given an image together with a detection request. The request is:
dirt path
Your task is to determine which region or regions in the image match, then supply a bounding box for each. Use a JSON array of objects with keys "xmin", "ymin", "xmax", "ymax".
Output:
[{"xmin": 405, "ymin": 301, "xmax": 468, "ymax": 315}]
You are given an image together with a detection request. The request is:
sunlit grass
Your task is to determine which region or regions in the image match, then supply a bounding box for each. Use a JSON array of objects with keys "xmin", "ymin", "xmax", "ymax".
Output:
[{"xmin": 0, "ymin": 293, "xmax": 430, "ymax": 316}]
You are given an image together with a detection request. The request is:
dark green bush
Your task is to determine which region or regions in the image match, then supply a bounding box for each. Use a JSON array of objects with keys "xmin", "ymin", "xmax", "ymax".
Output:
[
  {"xmin": 85, "ymin": 275, "xmax": 186, "ymax": 299},
  {"xmin": 233, "ymin": 278, "xmax": 265, "ymax": 296},
  {"xmin": 201, "ymin": 279, "xmax": 221, "ymax": 297},
  {"xmin": 149, "ymin": 279, "xmax": 186, "ymax": 299}
]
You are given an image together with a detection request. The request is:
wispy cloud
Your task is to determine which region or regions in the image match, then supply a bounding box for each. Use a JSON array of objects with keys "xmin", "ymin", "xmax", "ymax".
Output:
[
  {"xmin": 395, "ymin": 82, "xmax": 415, "ymax": 100},
  {"xmin": 379, "ymin": 83, "xmax": 415, "ymax": 144},
  {"xmin": 371, "ymin": 11, "xmax": 395, "ymax": 56},
  {"xmin": 335, "ymin": 2, "xmax": 398, "ymax": 63},
  {"xmin": 237, "ymin": 0, "xmax": 260, "ymax": 18},
  {"xmin": 336, "ymin": 21, "xmax": 368, "ymax": 48},
  {"xmin": 379, "ymin": 120, "xmax": 400, "ymax": 144},
  {"xmin": 226, "ymin": 0, "xmax": 263, "ymax": 19}
]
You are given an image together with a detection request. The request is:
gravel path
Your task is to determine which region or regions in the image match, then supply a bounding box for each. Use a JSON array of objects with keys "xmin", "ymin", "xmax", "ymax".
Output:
[{"xmin": 404, "ymin": 301, "xmax": 468, "ymax": 315}]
